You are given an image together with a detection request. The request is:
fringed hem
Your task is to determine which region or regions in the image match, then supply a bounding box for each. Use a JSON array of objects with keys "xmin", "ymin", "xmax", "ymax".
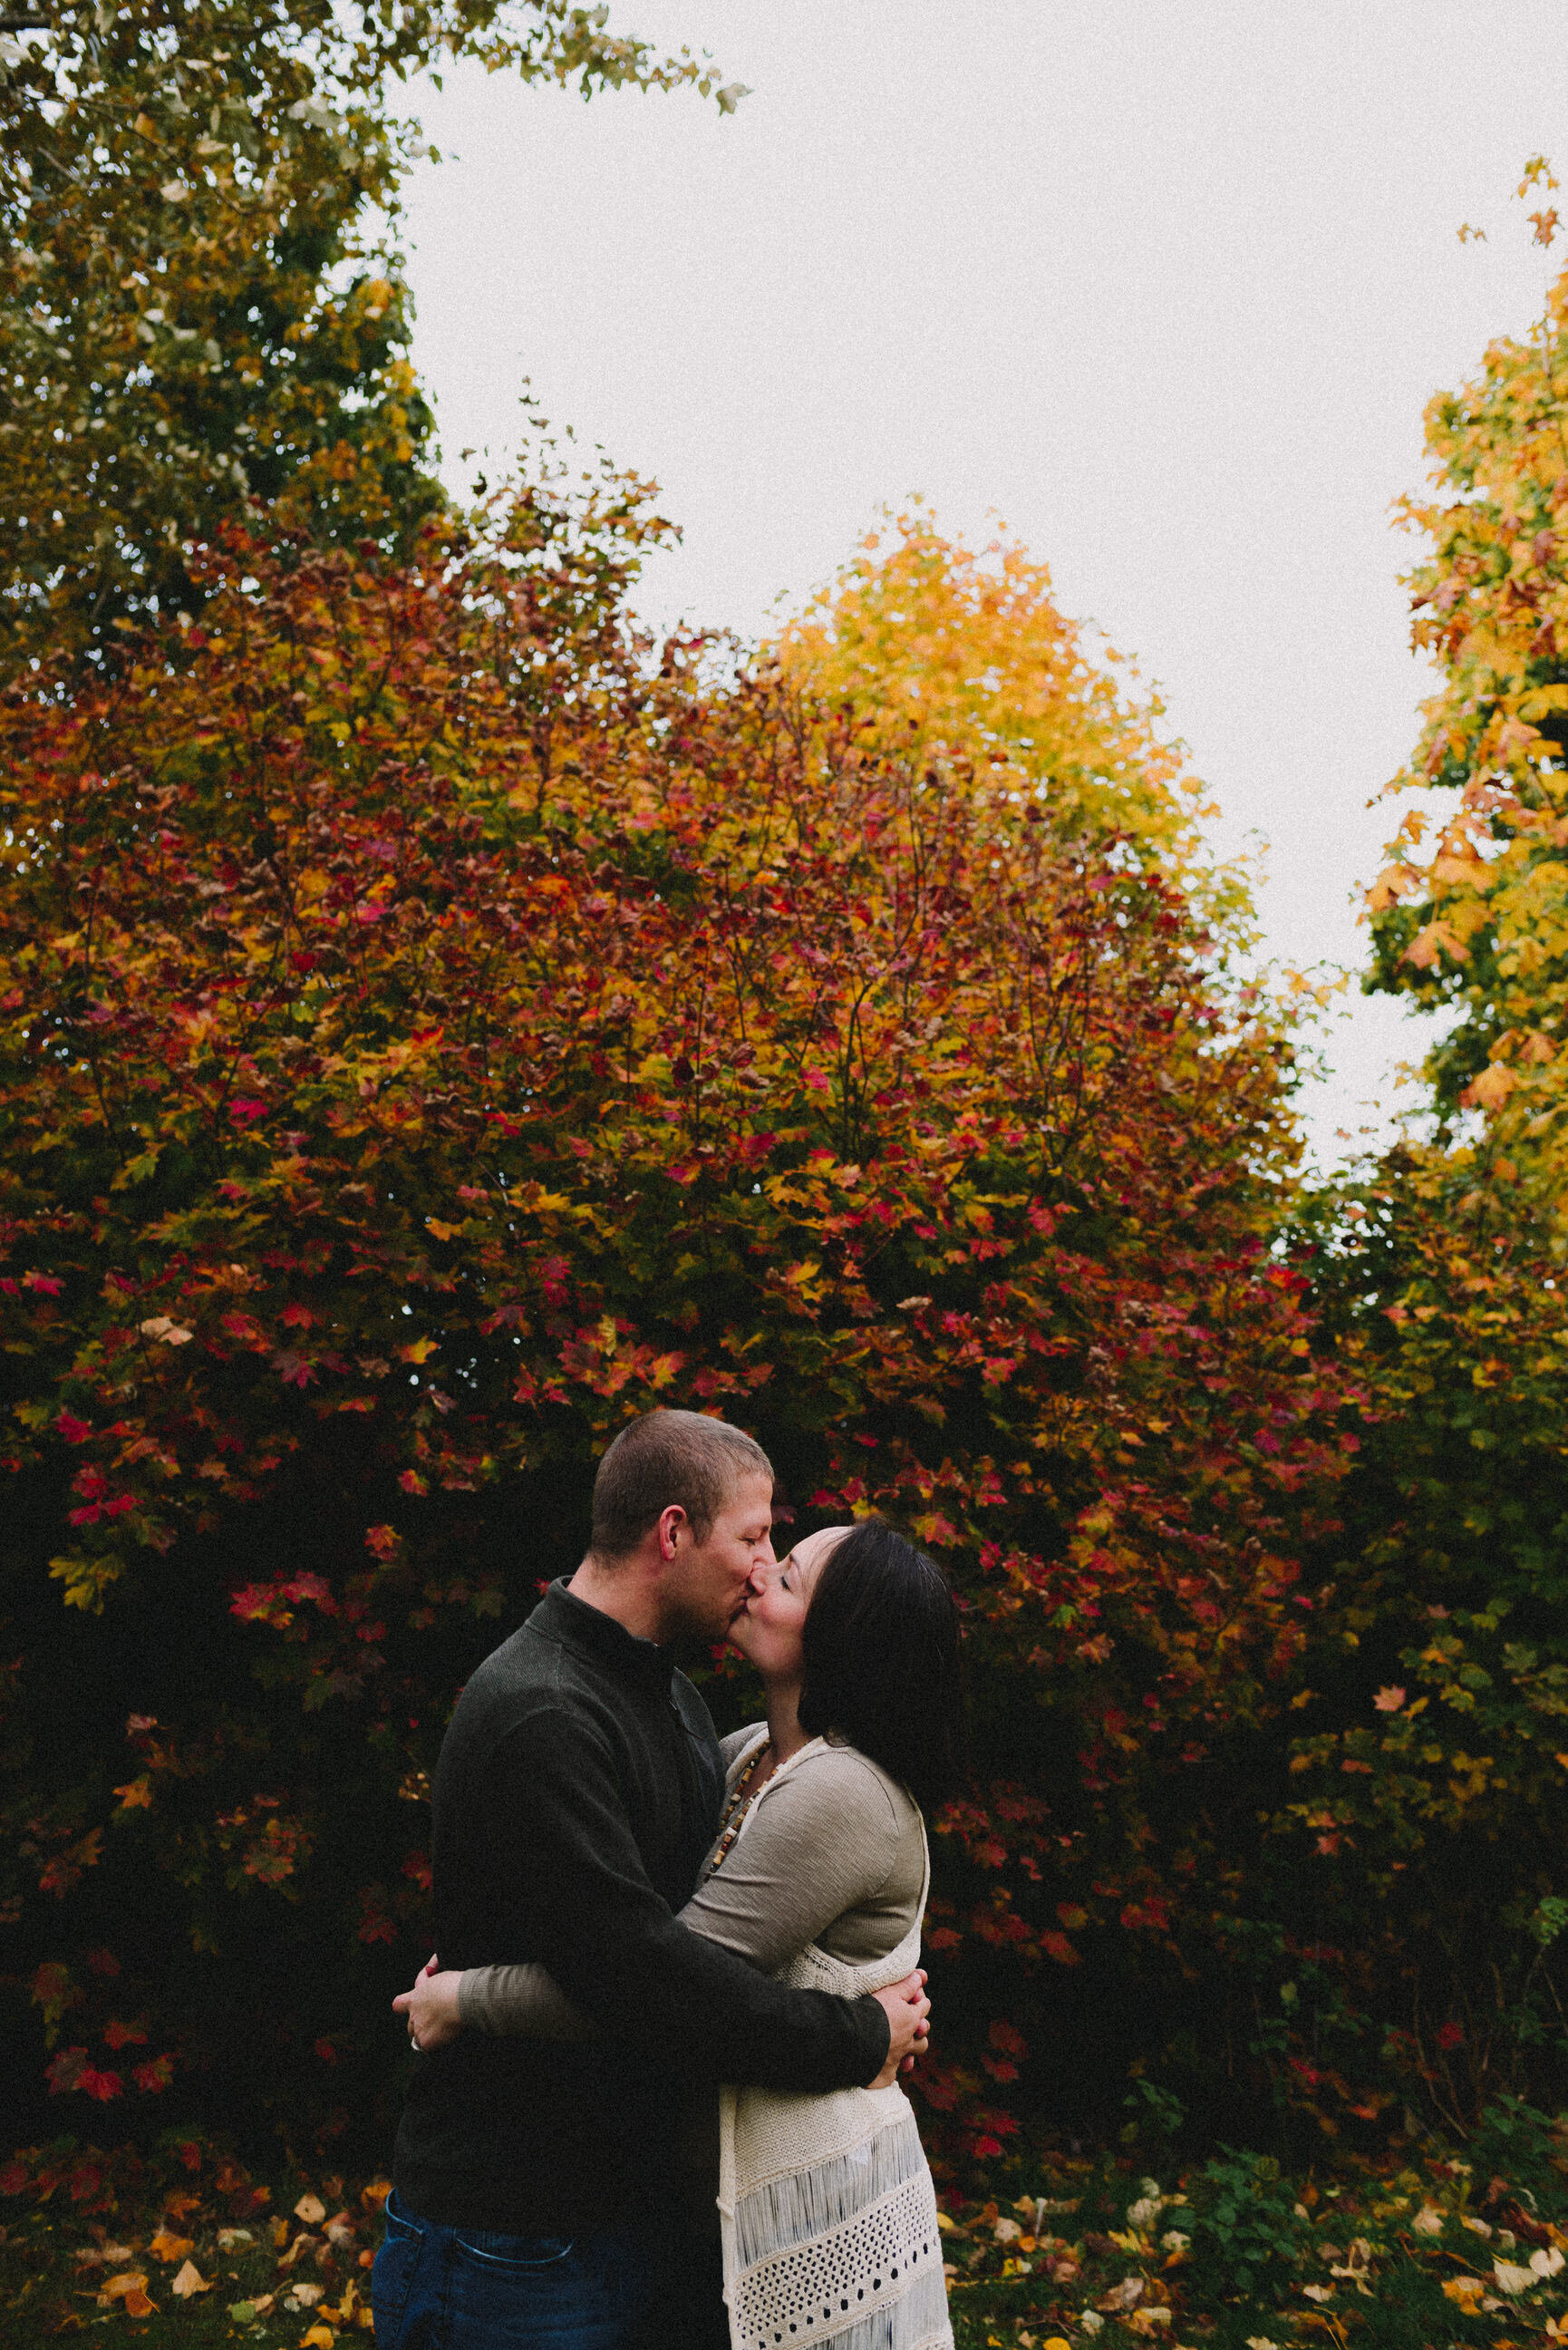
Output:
[
  {"xmin": 735, "ymin": 2112, "xmax": 930, "ymax": 2267},
  {"xmin": 728, "ymin": 2163, "xmax": 948, "ymax": 2350}
]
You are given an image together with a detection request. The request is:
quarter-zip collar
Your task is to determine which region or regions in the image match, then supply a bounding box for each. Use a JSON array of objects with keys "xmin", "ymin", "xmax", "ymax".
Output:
[{"xmin": 528, "ymin": 1576, "xmax": 678, "ymax": 1696}]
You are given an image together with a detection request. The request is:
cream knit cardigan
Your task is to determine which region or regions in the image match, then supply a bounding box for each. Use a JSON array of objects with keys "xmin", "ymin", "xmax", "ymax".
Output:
[{"xmin": 715, "ymin": 1731, "xmax": 953, "ymax": 2350}]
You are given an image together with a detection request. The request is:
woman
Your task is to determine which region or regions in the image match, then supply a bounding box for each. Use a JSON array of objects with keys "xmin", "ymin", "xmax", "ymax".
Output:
[{"xmin": 394, "ymin": 1515, "xmax": 963, "ymax": 2350}]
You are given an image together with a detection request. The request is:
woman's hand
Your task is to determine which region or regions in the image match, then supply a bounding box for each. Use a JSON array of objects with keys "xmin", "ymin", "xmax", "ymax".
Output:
[{"xmin": 392, "ymin": 1955, "xmax": 466, "ymax": 2054}]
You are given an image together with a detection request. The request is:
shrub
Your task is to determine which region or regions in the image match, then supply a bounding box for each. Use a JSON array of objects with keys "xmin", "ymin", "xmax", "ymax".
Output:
[{"xmin": 0, "ymin": 499, "xmax": 1354, "ymax": 2155}]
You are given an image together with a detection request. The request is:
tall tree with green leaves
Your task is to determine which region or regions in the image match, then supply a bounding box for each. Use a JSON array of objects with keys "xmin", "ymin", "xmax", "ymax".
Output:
[{"xmin": 0, "ymin": 0, "xmax": 740, "ymax": 670}]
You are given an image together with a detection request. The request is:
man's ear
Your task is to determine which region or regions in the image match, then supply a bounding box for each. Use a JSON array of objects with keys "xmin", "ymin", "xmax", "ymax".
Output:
[{"xmin": 656, "ymin": 1504, "xmax": 689, "ymax": 1563}]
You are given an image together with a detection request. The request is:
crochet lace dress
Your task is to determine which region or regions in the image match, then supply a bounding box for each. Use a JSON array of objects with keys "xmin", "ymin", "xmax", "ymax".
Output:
[{"xmin": 715, "ymin": 1732, "xmax": 953, "ymax": 2350}]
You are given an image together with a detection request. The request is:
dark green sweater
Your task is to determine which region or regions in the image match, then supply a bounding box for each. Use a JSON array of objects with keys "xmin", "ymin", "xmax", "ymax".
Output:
[{"xmin": 392, "ymin": 1580, "xmax": 891, "ymax": 2232}]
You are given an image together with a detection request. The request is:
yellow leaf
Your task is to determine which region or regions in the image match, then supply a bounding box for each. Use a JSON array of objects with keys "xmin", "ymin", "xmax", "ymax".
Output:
[
  {"xmin": 150, "ymin": 2229, "xmax": 194, "ymax": 2262},
  {"xmin": 1462, "ymin": 1062, "xmax": 1516, "ymax": 1112},
  {"xmin": 425, "ymin": 1219, "xmax": 459, "ymax": 1241},
  {"xmin": 302, "ymin": 2326, "xmax": 337, "ymax": 2348},
  {"xmin": 102, "ymin": 2271, "xmax": 151, "ymax": 2300},
  {"xmin": 397, "ymin": 1337, "xmax": 438, "ymax": 1364}
]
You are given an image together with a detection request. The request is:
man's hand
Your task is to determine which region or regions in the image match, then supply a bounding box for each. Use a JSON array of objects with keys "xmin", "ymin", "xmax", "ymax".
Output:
[
  {"xmin": 867, "ymin": 1968, "xmax": 930, "ymax": 2090},
  {"xmin": 392, "ymin": 1954, "xmax": 465, "ymax": 2054}
]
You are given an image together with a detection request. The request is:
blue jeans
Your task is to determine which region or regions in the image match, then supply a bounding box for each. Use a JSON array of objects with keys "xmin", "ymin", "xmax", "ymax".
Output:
[{"xmin": 372, "ymin": 2190, "xmax": 657, "ymax": 2350}]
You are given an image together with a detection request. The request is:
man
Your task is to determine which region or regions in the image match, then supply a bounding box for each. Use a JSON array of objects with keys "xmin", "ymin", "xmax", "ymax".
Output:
[{"xmin": 378, "ymin": 1407, "xmax": 932, "ymax": 2349}]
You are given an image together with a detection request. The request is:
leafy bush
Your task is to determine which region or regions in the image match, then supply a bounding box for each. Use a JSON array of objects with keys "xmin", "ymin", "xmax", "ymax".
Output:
[
  {"xmin": 0, "ymin": 490, "xmax": 1358, "ymax": 2155},
  {"xmin": 1186, "ymin": 2149, "xmax": 1310, "ymax": 2302}
]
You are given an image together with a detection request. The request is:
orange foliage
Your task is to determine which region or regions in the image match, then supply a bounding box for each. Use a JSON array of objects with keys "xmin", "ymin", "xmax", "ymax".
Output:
[{"xmin": 0, "ymin": 500, "xmax": 1355, "ymax": 2153}]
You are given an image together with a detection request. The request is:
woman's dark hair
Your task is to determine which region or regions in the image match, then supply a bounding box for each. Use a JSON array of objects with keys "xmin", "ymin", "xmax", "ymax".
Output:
[{"xmin": 798, "ymin": 1517, "xmax": 965, "ymax": 1811}]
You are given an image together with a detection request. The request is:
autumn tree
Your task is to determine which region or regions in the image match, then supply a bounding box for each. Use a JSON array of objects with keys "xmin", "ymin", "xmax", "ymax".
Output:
[
  {"xmin": 0, "ymin": 0, "xmax": 739, "ymax": 669},
  {"xmin": 1270, "ymin": 172, "xmax": 1568, "ymax": 2142},
  {"xmin": 1366, "ymin": 165, "xmax": 1568, "ymax": 1180},
  {"xmin": 0, "ymin": 494, "xmax": 1354, "ymax": 2157},
  {"xmin": 775, "ymin": 509, "xmax": 1248, "ymax": 927}
]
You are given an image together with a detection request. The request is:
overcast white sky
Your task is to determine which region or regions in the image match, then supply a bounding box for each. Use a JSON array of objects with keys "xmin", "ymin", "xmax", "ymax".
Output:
[{"xmin": 397, "ymin": 2, "xmax": 1568, "ymax": 1168}]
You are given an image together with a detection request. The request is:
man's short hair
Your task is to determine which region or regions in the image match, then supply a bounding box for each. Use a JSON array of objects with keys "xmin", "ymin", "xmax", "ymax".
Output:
[{"xmin": 590, "ymin": 1410, "xmax": 773, "ymax": 1560}]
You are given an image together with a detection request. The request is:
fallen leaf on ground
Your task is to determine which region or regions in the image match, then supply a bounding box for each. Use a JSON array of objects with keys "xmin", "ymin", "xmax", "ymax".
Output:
[
  {"xmin": 359, "ymin": 2179, "xmax": 392, "ymax": 2212},
  {"xmin": 295, "ymin": 2192, "xmax": 328, "ymax": 2225},
  {"xmin": 294, "ymin": 2280, "xmax": 325, "ymax": 2306},
  {"xmin": 150, "ymin": 2229, "xmax": 195, "ymax": 2263},
  {"xmin": 302, "ymin": 2326, "xmax": 337, "ymax": 2348},
  {"xmin": 101, "ymin": 2272, "xmax": 150, "ymax": 2301},
  {"xmin": 1495, "ymin": 2261, "xmax": 1536, "ymax": 2297},
  {"xmin": 1099, "ymin": 2276, "xmax": 1146, "ymax": 2311},
  {"xmin": 171, "ymin": 2258, "xmax": 212, "ymax": 2297},
  {"xmin": 218, "ymin": 2226, "xmax": 256, "ymax": 2249},
  {"xmin": 1411, "ymin": 2205, "xmax": 1444, "ymax": 2235}
]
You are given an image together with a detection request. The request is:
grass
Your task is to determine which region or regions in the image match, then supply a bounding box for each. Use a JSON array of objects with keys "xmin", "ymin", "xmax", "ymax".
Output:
[
  {"xmin": 940, "ymin": 2146, "xmax": 1568, "ymax": 2350},
  {"xmin": 0, "ymin": 2144, "xmax": 382, "ymax": 2345},
  {"xmin": 5, "ymin": 2132, "xmax": 1568, "ymax": 2348}
]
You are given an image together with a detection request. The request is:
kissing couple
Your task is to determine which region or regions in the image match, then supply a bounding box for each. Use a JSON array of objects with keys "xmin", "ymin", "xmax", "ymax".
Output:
[{"xmin": 373, "ymin": 1406, "xmax": 962, "ymax": 2350}]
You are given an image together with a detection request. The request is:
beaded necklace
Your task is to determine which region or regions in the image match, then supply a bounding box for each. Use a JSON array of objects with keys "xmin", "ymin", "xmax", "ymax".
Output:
[{"xmin": 704, "ymin": 1738, "xmax": 773, "ymax": 1879}]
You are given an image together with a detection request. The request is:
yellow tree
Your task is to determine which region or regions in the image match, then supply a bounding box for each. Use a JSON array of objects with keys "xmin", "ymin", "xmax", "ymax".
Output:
[
  {"xmin": 1368, "ymin": 164, "xmax": 1568, "ymax": 1196},
  {"xmin": 775, "ymin": 506, "xmax": 1246, "ymax": 927}
]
